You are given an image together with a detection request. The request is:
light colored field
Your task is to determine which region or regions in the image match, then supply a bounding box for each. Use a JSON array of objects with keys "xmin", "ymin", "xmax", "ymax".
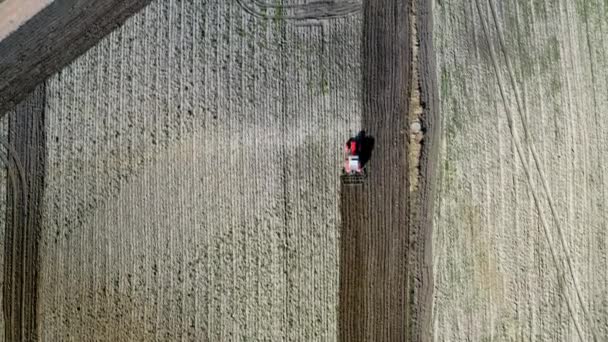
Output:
[
  {"xmin": 35, "ymin": 1, "xmax": 361, "ymax": 340},
  {"xmin": 433, "ymin": 0, "xmax": 608, "ymax": 341}
]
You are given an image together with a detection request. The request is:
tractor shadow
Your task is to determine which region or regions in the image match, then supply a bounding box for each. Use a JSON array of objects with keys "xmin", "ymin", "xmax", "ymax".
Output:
[{"xmin": 358, "ymin": 133, "xmax": 375, "ymax": 169}]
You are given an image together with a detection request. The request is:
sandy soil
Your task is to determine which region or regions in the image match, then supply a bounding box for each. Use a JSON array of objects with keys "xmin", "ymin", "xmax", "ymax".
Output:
[{"xmin": 433, "ymin": 0, "xmax": 608, "ymax": 340}]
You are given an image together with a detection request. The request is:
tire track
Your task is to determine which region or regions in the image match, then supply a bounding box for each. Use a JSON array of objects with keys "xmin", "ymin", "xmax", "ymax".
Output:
[
  {"xmin": 3, "ymin": 85, "xmax": 45, "ymax": 342},
  {"xmin": 474, "ymin": 1, "xmax": 595, "ymax": 340},
  {"xmin": 236, "ymin": 0, "xmax": 361, "ymax": 21},
  {"xmin": 488, "ymin": 1, "xmax": 596, "ymax": 339}
]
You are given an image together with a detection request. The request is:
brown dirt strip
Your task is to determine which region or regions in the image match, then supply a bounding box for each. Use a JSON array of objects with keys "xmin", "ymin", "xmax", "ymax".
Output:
[
  {"xmin": 408, "ymin": 0, "xmax": 440, "ymax": 340},
  {"xmin": 3, "ymin": 85, "xmax": 46, "ymax": 342},
  {"xmin": 339, "ymin": 0, "xmax": 411, "ymax": 340},
  {"xmin": 338, "ymin": 0, "xmax": 439, "ymax": 341}
]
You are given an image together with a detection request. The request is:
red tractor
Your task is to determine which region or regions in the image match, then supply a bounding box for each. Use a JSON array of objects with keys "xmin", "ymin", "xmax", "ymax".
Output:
[{"xmin": 342, "ymin": 131, "xmax": 373, "ymax": 183}]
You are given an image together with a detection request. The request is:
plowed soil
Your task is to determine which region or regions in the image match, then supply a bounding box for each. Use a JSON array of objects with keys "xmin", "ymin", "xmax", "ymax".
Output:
[
  {"xmin": 339, "ymin": 0, "xmax": 439, "ymax": 341},
  {"xmin": 338, "ymin": 79, "xmax": 411, "ymax": 339}
]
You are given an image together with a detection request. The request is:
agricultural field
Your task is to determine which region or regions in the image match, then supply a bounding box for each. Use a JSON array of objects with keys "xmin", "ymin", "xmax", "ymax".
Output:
[
  {"xmin": 1, "ymin": 0, "xmax": 607, "ymax": 341},
  {"xmin": 21, "ymin": 1, "xmax": 362, "ymax": 340}
]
